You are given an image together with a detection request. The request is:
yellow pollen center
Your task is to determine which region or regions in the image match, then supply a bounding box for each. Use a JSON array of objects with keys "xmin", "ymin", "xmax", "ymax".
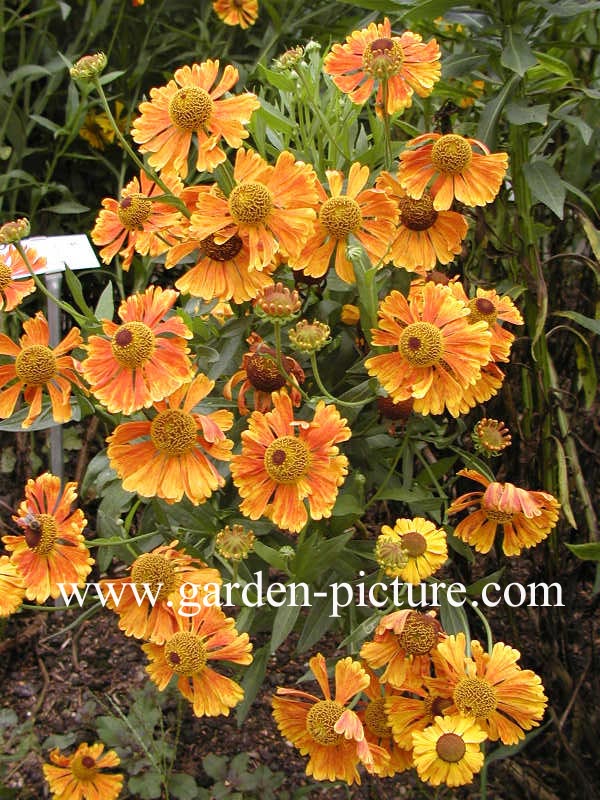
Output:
[
  {"xmin": 246, "ymin": 353, "xmax": 286, "ymax": 392},
  {"xmin": 264, "ymin": 436, "xmax": 310, "ymax": 484},
  {"xmin": 117, "ymin": 193, "xmax": 153, "ymax": 230},
  {"xmin": 71, "ymin": 754, "xmax": 98, "ymax": 781},
  {"xmin": 436, "ymin": 732, "xmax": 466, "ymax": 763},
  {"xmin": 202, "ymin": 233, "xmax": 244, "ymax": 262},
  {"xmin": 399, "ymin": 192, "xmax": 438, "ymax": 231},
  {"xmin": 454, "ymin": 676, "xmax": 498, "ymax": 717},
  {"xmin": 131, "ymin": 553, "xmax": 177, "ymax": 601},
  {"xmin": 168, "ymin": 86, "xmax": 214, "ymax": 130},
  {"xmin": 483, "ymin": 505, "xmax": 514, "ymax": 524},
  {"xmin": 0, "ymin": 262, "xmax": 12, "ymax": 288},
  {"xmin": 468, "ymin": 297, "xmax": 497, "ymax": 325},
  {"xmin": 229, "ymin": 181, "xmax": 273, "ymax": 225},
  {"xmin": 306, "ymin": 700, "xmax": 345, "ymax": 745},
  {"xmin": 165, "ymin": 631, "xmax": 208, "ymax": 676},
  {"xmin": 398, "ymin": 614, "xmax": 438, "ymax": 655},
  {"xmin": 15, "ymin": 345, "xmax": 57, "ymax": 385},
  {"xmin": 401, "ymin": 531, "xmax": 427, "ymax": 558},
  {"xmin": 111, "ymin": 321, "xmax": 155, "ymax": 368},
  {"xmin": 364, "ymin": 698, "xmax": 391, "ymax": 738},
  {"xmin": 319, "ymin": 196, "xmax": 362, "ymax": 239},
  {"xmin": 431, "ymin": 134, "xmax": 473, "ymax": 174},
  {"xmin": 399, "ymin": 322, "xmax": 443, "ymax": 367},
  {"xmin": 23, "ymin": 514, "xmax": 57, "ymax": 554},
  {"xmin": 150, "ymin": 409, "xmax": 197, "ymax": 456},
  {"xmin": 362, "ymin": 37, "xmax": 404, "ymax": 78}
]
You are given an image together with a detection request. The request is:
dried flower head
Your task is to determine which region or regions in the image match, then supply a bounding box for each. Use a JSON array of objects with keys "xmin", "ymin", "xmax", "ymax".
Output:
[
  {"xmin": 472, "ymin": 418, "xmax": 511, "ymax": 455},
  {"xmin": 288, "ymin": 320, "xmax": 331, "ymax": 353},
  {"xmin": 216, "ymin": 524, "xmax": 255, "ymax": 561},
  {"xmin": 255, "ymin": 282, "xmax": 302, "ymax": 323}
]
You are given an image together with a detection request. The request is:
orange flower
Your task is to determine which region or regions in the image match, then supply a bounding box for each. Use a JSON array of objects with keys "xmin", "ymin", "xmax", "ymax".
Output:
[
  {"xmin": 386, "ymin": 684, "xmax": 453, "ymax": 749},
  {"xmin": 223, "ymin": 333, "xmax": 304, "ymax": 415},
  {"xmin": 458, "ymin": 286, "xmax": 523, "ymax": 363},
  {"xmin": 365, "ymin": 283, "xmax": 492, "ymax": 417},
  {"xmin": 82, "ymin": 286, "xmax": 192, "ymax": 415},
  {"xmin": 324, "ymin": 18, "xmax": 441, "ymax": 115},
  {"xmin": 376, "ymin": 172, "xmax": 467, "ymax": 272},
  {"xmin": 272, "ymin": 654, "xmax": 375, "ymax": 784},
  {"xmin": 447, "ymin": 468, "xmax": 560, "ymax": 556},
  {"xmin": 230, "ymin": 392, "xmax": 350, "ymax": 533},
  {"xmin": 107, "ymin": 374, "xmax": 234, "ymax": 505},
  {"xmin": 131, "ymin": 61, "xmax": 260, "ymax": 178},
  {"xmin": 91, "ymin": 170, "xmax": 184, "ymax": 270},
  {"xmin": 398, "ymin": 132, "xmax": 508, "ymax": 210},
  {"xmin": 0, "ymin": 243, "xmax": 45, "ymax": 311},
  {"xmin": 0, "ymin": 312, "xmax": 83, "ymax": 428},
  {"xmin": 360, "ymin": 610, "xmax": 444, "ymax": 691},
  {"xmin": 213, "ymin": 0, "xmax": 258, "ymax": 28},
  {"xmin": 358, "ymin": 666, "xmax": 413, "ymax": 777},
  {"xmin": 101, "ymin": 540, "xmax": 222, "ymax": 644},
  {"xmin": 189, "ymin": 148, "xmax": 319, "ymax": 271},
  {"xmin": 168, "ymin": 230, "xmax": 275, "ymax": 303},
  {"xmin": 143, "ymin": 603, "xmax": 252, "ymax": 716},
  {"xmin": 428, "ymin": 632, "xmax": 548, "ymax": 745},
  {"xmin": 289, "ymin": 162, "xmax": 397, "ymax": 283},
  {"xmin": 43, "ymin": 741, "xmax": 123, "ymax": 800},
  {"xmin": 2, "ymin": 473, "xmax": 92, "ymax": 604},
  {"xmin": 0, "ymin": 555, "xmax": 26, "ymax": 616}
]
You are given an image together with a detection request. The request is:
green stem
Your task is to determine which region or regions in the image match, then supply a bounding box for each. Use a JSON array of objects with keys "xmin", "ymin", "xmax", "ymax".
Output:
[
  {"xmin": 309, "ymin": 352, "xmax": 374, "ymax": 407},
  {"xmin": 465, "ymin": 597, "xmax": 494, "ymax": 654},
  {"xmin": 271, "ymin": 321, "xmax": 311, "ymax": 402},
  {"xmin": 365, "ymin": 436, "xmax": 409, "ymax": 510},
  {"xmin": 381, "ymin": 79, "xmax": 393, "ymax": 170},
  {"xmin": 296, "ymin": 64, "xmax": 351, "ymax": 162}
]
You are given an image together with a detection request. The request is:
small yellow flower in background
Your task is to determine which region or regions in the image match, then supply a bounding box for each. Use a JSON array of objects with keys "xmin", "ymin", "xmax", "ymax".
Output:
[
  {"xmin": 0, "ymin": 218, "xmax": 30, "ymax": 244},
  {"xmin": 399, "ymin": 132, "xmax": 508, "ymax": 210},
  {"xmin": 79, "ymin": 102, "xmax": 127, "ymax": 150},
  {"xmin": 324, "ymin": 17, "xmax": 441, "ymax": 116},
  {"xmin": 216, "ymin": 524, "xmax": 255, "ymax": 561},
  {"xmin": 213, "ymin": 0, "xmax": 259, "ymax": 29},
  {"xmin": 131, "ymin": 60, "xmax": 260, "ymax": 177},
  {"xmin": 472, "ymin": 418, "xmax": 512, "ymax": 455},
  {"xmin": 459, "ymin": 78, "xmax": 485, "ymax": 108},
  {"xmin": 44, "ymin": 741, "xmax": 123, "ymax": 800},
  {"xmin": 143, "ymin": 604, "xmax": 252, "ymax": 717},
  {"xmin": 448, "ymin": 468, "xmax": 560, "ymax": 556},
  {"xmin": 341, "ymin": 304, "xmax": 360, "ymax": 325},
  {"xmin": 376, "ymin": 517, "xmax": 447, "ymax": 584},
  {"xmin": 0, "ymin": 312, "xmax": 83, "ymax": 429},
  {"xmin": 412, "ymin": 715, "xmax": 486, "ymax": 787},
  {"xmin": 3, "ymin": 473, "xmax": 92, "ymax": 604},
  {"xmin": 0, "ymin": 556, "xmax": 26, "ymax": 617}
]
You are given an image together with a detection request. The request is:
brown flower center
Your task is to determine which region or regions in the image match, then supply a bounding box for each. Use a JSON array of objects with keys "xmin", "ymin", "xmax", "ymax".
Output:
[
  {"xmin": 319, "ymin": 196, "xmax": 362, "ymax": 239},
  {"xmin": 436, "ymin": 732, "xmax": 466, "ymax": 763},
  {"xmin": 468, "ymin": 297, "xmax": 497, "ymax": 325},
  {"xmin": 401, "ymin": 531, "xmax": 427, "ymax": 558},
  {"xmin": 264, "ymin": 436, "xmax": 310, "ymax": 484},
  {"xmin": 201, "ymin": 233, "xmax": 244, "ymax": 262},
  {"xmin": 245, "ymin": 353, "xmax": 286, "ymax": 392},
  {"xmin": 399, "ymin": 322, "xmax": 443, "ymax": 367},
  {"xmin": 399, "ymin": 192, "xmax": 438, "ymax": 231},
  {"xmin": 364, "ymin": 697, "xmax": 391, "ymax": 738},
  {"xmin": 15, "ymin": 345, "xmax": 57, "ymax": 385},
  {"xmin": 164, "ymin": 631, "xmax": 208, "ymax": 676},
  {"xmin": 229, "ymin": 181, "xmax": 273, "ymax": 225},
  {"xmin": 22, "ymin": 514, "xmax": 57, "ymax": 554},
  {"xmin": 398, "ymin": 613, "xmax": 439, "ymax": 655},
  {"xmin": 150, "ymin": 409, "xmax": 197, "ymax": 456},
  {"xmin": 130, "ymin": 553, "xmax": 177, "ymax": 601},
  {"xmin": 111, "ymin": 321, "xmax": 155, "ymax": 368},
  {"xmin": 454, "ymin": 676, "xmax": 498, "ymax": 718},
  {"xmin": 306, "ymin": 700, "xmax": 345, "ymax": 745},
  {"xmin": 362, "ymin": 37, "xmax": 404, "ymax": 79},
  {"xmin": 0, "ymin": 261, "xmax": 13, "ymax": 288},
  {"xmin": 117, "ymin": 194, "xmax": 153, "ymax": 230},
  {"xmin": 71, "ymin": 753, "xmax": 98, "ymax": 781},
  {"xmin": 431, "ymin": 134, "xmax": 473, "ymax": 174},
  {"xmin": 168, "ymin": 86, "xmax": 214, "ymax": 130}
]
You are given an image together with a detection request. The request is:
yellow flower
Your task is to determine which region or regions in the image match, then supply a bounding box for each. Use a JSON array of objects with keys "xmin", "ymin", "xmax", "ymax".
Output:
[{"xmin": 412, "ymin": 715, "xmax": 486, "ymax": 787}]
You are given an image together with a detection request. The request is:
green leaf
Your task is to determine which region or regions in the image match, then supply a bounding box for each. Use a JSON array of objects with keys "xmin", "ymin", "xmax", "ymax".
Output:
[
  {"xmin": 566, "ymin": 542, "xmax": 600, "ymax": 562},
  {"xmin": 0, "ymin": 399, "xmax": 81, "ymax": 431},
  {"xmin": 552, "ymin": 437, "xmax": 577, "ymax": 529},
  {"xmin": 522, "ymin": 160, "xmax": 566, "ymax": 219},
  {"xmin": 297, "ymin": 592, "xmax": 336, "ymax": 651},
  {"xmin": 270, "ymin": 600, "xmax": 301, "ymax": 652},
  {"xmin": 484, "ymin": 721, "xmax": 551, "ymax": 765},
  {"xmin": 505, "ymin": 101, "xmax": 549, "ymax": 126},
  {"xmin": 554, "ymin": 310, "xmax": 600, "ymax": 335},
  {"xmin": 438, "ymin": 586, "xmax": 471, "ymax": 642},
  {"xmin": 501, "ymin": 31, "xmax": 537, "ymax": 76},
  {"xmin": 128, "ymin": 773, "xmax": 163, "ymax": 800},
  {"xmin": 94, "ymin": 282, "xmax": 114, "ymax": 320},
  {"xmin": 332, "ymin": 493, "xmax": 363, "ymax": 517},
  {"xmin": 257, "ymin": 64, "xmax": 295, "ymax": 92},
  {"xmin": 580, "ymin": 214, "xmax": 600, "ymax": 262},
  {"xmin": 347, "ymin": 236, "xmax": 379, "ymax": 345},
  {"xmin": 46, "ymin": 200, "xmax": 90, "ymax": 214},
  {"xmin": 531, "ymin": 51, "xmax": 574, "ymax": 79},
  {"xmin": 169, "ymin": 774, "xmax": 199, "ymax": 800},
  {"xmin": 476, "ymin": 75, "xmax": 520, "ymax": 148},
  {"xmin": 64, "ymin": 266, "xmax": 96, "ymax": 319},
  {"xmin": 467, "ymin": 569, "xmax": 505, "ymax": 597},
  {"xmin": 253, "ymin": 540, "xmax": 288, "ymax": 571},
  {"xmin": 236, "ymin": 645, "xmax": 270, "ymax": 723},
  {"xmin": 574, "ymin": 338, "xmax": 597, "ymax": 409}
]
